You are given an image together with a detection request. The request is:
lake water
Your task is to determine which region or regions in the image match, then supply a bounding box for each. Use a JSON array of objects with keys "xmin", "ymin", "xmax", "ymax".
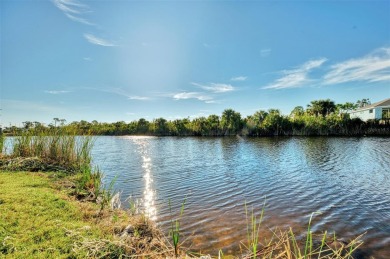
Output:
[{"xmin": 92, "ymin": 136, "xmax": 390, "ymax": 258}]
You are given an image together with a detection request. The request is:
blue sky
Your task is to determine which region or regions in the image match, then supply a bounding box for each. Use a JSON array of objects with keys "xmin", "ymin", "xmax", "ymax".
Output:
[{"xmin": 1, "ymin": 0, "xmax": 389, "ymax": 126}]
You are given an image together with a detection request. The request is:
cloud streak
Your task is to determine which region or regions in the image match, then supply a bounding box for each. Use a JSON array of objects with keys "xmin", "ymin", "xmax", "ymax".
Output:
[
  {"xmin": 83, "ymin": 87, "xmax": 151, "ymax": 100},
  {"xmin": 323, "ymin": 47, "xmax": 390, "ymax": 85},
  {"xmin": 52, "ymin": 0, "xmax": 93, "ymax": 25},
  {"xmin": 128, "ymin": 96, "xmax": 151, "ymax": 101},
  {"xmin": 231, "ymin": 76, "xmax": 247, "ymax": 81},
  {"xmin": 260, "ymin": 48, "xmax": 271, "ymax": 57},
  {"xmin": 263, "ymin": 58, "xmax": 327, "ymax": 89},
  {"xmin": 172, "ymin": 92, "xmax": 214, "ymax": 103},
  {"xmin": 84, "ymin": 33, "xmax": 116, "ymax": 47},
  {"xmin": 171, "ymin": 81, "xmax": 235, "ymax": 103},
  {"xmin": 53, "ymin": 0, "xmax": 82, "ymax": 14},
  {"xmin": 44, "ymin": 90, "xmax": 71, "ymax": 94},
  {"xmin": 192, "ymin": 82, "xmax": 235, "ymax": 93},
  {"xmin": 65, "ymin": 13, "xmax": 94, "ymax": 25},
  {"xmin": 262, "ymin": 47, "xmax": 390, "ymax": 90}
]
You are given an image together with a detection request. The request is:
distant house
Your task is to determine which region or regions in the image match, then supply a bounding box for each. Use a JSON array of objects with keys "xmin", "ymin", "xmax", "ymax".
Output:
[{"xmin": 349, "ymin": 98, "xmax": 390, "ymax": 121}]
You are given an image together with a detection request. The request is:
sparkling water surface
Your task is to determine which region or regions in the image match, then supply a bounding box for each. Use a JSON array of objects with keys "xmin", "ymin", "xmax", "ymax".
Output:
[{"xmin": 92, "ymin": 136, "xmax": 390, "ymax": 258}]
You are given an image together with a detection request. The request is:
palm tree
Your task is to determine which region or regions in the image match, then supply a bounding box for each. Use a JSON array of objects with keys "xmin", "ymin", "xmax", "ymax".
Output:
[
  {"xmin": 356, "ymin": 98, "xmax": 371, "ymax": 108},
  {"xmin": 221, "ymin": 109, "xmax": 242, "ymax": 136},
  {"xmin": 307, "ymin": 99, "xmax": 336, "ymax": 117}
]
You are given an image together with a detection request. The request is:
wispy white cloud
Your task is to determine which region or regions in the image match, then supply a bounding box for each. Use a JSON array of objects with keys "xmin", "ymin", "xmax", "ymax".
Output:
[
  {"xmin": 231, "ymin": 76, "xmax": 247, "ymax": 81},
  {"xmin": 191, "ymin": 82, "xmax": 235, "ymax": 93},
  {"xmin": 84, "ymin": 33, "xmax": 116, "ymax": 47},
  {"xmin": 170, "ymin": 81, "xmax": 233, "ymax": 103},
  {"xmin": 83, "ymin": 87, "xmax": 151, "ymax": 100},
  {"xmin": 323, "ymin": 47, "xmax": 390, "ymax": 85},
  {"xmin": 44, "ymin": 90, "xmax": 70, "ymax": 94},
  {"xmin": 263, "ymin": 58, "xmax": 327, "ymax": 90},
  {"xmin": 260, "ymin": 48, "xmax": 271, "ymax": 57},
  {"xmin": 204, "ymin": 100, "xmax": 219, "ymax": 104},
  {"xmin": 83, "ymin": 57, "xmax": 92, "ymax": 61},
  {"xmin": 299, "ymin": 58, "xmax": 328, "ymax": 71},
  {"xmin": 52, "ymin": 0, "xmax": 93, "ymax": 25},
  {"xmin": 172, "ymin": 92, "xmax": 214, "ymax": 103},
  {"xmin": 53, "ymin": 0, "xmax": 81, "ymax": 14},
  {"xmin": 65, "ymin": 13, "xmax": 94, "ymax": 25},
  {"xmin": 128, "ymin": 96, "xmax": 151, "ymax": 101}
]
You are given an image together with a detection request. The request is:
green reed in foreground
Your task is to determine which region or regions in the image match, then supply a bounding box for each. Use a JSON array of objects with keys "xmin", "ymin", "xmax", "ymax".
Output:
[
  {"xmin": 169, "ymin": 198, "xmax": 186, "ymax": 257},
  {"xmin": 239, "ymin": 208, "xmax": 363, "ymax": 259},
  {"xmin": 7, "ymin": 128, "xmax": 93, "ymax": 173},
  {"xmin": 0, "ymin": 131, "xmax": 4, "ymax": 155},
  {"xmin": 1, "ymin": 128, "xmax": 114, "ymax": 205},
  {"xmin": 245, "ymin": 201, "xmax": 265, "ymax": 259}
]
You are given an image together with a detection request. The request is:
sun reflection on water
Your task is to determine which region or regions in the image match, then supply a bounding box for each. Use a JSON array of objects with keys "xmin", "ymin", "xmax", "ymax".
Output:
[{"xmin": 134, "ymin": 137, "xmax": 157, "ymax": 220}]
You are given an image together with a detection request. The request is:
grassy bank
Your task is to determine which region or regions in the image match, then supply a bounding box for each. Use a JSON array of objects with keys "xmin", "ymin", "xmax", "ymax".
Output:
[
  {"xmin": 0, "ymin": 171, "xmax": 105, "ymax": 258},
  {"xmin": 0, "ymin": 171, "xmax": 171, "ymax": 258},
  {"xmin": 0, "ymin": 131, "xmax": 174, "ymax": 258}
]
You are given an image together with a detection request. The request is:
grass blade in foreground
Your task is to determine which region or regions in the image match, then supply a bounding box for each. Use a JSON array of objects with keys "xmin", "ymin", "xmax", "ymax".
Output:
[
  {"xmin": 169, "ymin": 198, "xmax": 186, "ymax": 257},
  {"xmin": 245, "ymin": 200, "xmax": 266, "ymax": 259}
]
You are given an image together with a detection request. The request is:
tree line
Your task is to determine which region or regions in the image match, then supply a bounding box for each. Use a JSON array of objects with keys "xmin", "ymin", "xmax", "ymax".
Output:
[{"xmin": 4, "ymin": 98, "xmax": 390, "ymax": 136}]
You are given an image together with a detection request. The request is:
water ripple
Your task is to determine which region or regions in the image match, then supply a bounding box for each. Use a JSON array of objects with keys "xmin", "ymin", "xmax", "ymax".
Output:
[{"xmin": 92, "ymin": 136, "xmax": 390, "ymax": 258}]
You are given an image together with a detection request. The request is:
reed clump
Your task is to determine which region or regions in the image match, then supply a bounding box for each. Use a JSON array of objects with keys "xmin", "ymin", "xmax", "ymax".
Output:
[
  {"xmin": 239, "ymin": 207, "xmax": 364, "ymax": 259},
  {"xmin": 0, "ymin": 130, "xmax": 4, "ymax": 156},
  {"xmin": 1, "ymin": 128, "xmax": 93, "ymax": 173},
  {"xmin": 0, "ymin": 128, "xmax": 107, "ymax": 206},
  {"xmin": 238, "ymin": 228, "xmax": 363, "ymax": 259}
]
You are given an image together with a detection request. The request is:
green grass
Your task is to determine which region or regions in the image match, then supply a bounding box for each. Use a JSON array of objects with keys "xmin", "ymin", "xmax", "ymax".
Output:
[
  {"xmin": 0, "ymin": 171, "xmax": 172, "ymax": 258},
  {"xmin": 0, "ymin": 171, "xmax": 107, "ymax": 258}
]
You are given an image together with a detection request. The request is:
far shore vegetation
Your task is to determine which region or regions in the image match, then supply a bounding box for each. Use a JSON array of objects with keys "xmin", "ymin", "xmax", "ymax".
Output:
[
  {"xmin": 0, "ymin": 99, "xmax": 374, "ymax": 258},
  {"xmin": 3, "ymin": 98, "xmax": 390, "ymax": 137}
]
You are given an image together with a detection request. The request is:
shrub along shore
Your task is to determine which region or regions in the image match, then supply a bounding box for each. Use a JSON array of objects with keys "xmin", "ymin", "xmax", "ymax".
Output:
[
  {"xmin": 3, "ymin": 99, "xmax": 390, "ymax": 137},
  {"xmin": 0, "ymin": 130, "xmax": 366, "ymax": 258}
]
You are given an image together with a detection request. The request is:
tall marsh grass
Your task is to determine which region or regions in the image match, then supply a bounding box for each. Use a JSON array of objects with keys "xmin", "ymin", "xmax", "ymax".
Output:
[
  {"xmin": 8, "ymin": 128, "xmax": 93, "ymax": 172},
  {"xmin": 0, "ymin": 131, "xmax": 4, "ymax": 155},
  {"xmin": 240, "ymin": 208, "xmax": 363, "ymax": 259},
  {"xmin": 0, "ymin": 128, "xmax": 109, "ymax": 204},
  {"xmin": 245, "ymin": 201, "xmax": 265, "ymax": 259}
]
